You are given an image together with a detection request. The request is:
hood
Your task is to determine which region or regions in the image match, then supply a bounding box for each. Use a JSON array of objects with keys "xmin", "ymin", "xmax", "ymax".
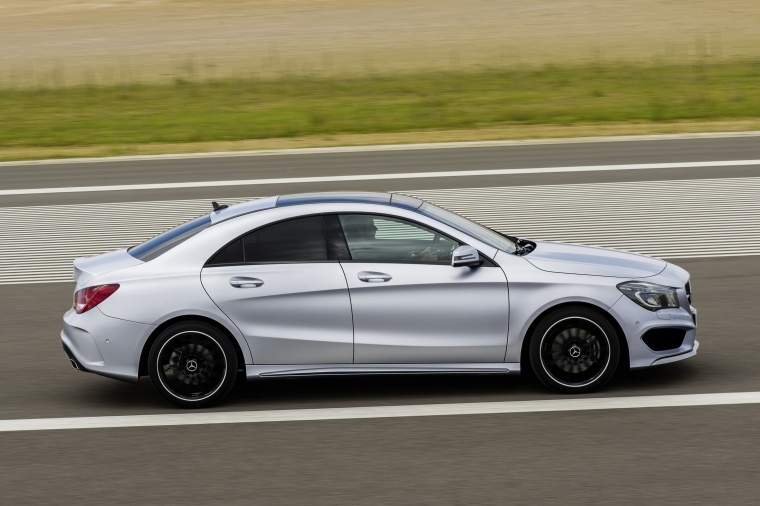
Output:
[
  {"xmin": 524, "ymin": 241, "xmax": 666, "ymax": 278},
  {"xmin": 73, "ymin": 248, "xmax": 143, "ymax": 286}
]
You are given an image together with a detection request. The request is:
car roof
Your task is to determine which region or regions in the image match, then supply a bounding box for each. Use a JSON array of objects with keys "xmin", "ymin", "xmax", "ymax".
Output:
[
  {"xmin": 210, "ymin": 191, "xmax": 423, "ymax": 223},
  {"xmin": 276, "ymin": 191, "xmax": 423, "ymax": 210}
]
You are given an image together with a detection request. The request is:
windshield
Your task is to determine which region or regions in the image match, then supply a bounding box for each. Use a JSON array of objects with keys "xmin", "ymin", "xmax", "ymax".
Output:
[
  {"xmin": 416, "ymin": 202, "xmax": 516, "ymax": 254},
  {"xmin": 128, "ymin": 214, "xmax": 212, "ymax": 261}
]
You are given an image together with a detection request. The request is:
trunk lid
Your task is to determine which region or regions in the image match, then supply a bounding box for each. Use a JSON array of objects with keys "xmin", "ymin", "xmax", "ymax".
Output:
[{"xmin": 73, "ymin": 248, "xmax": 143, "ymax": 286}]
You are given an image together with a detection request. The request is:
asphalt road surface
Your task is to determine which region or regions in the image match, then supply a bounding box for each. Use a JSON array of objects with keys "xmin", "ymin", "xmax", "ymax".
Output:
[{"xmin": 1, "ymin": 135, "xmax": 759, "ymax": 505}]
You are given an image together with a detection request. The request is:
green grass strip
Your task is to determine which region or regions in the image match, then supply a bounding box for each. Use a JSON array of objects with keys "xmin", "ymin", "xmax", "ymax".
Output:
[{"xmin": 2, "ymin": 61, "xmax": 760, "ymax": 148}]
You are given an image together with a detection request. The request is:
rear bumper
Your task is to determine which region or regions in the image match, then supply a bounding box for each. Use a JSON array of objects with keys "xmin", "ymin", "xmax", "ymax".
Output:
[
  {"xmin": 61, "ymin": 329, "xmax": 136, "ymax": 383},
  {"xmin": 62, "ymin": 342, "xmax": 86, "ymax": 372},
  {"xmin": 61, "ymin": 308, "xmax": 154, "ymax": 383}
]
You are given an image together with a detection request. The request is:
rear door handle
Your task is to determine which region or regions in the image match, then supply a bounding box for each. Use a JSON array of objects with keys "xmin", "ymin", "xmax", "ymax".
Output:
[
  {"xmin": 229, "ymin": 276, "xmax": 264, "ymax": 288},
  {"xmin": 358, "ymin": 271, "xmax": 392, "ymax": 283}
]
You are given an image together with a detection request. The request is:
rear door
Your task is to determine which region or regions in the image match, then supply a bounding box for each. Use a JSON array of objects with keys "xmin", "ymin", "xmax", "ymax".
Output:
[
  {"xmin": 337, "ymin": 213, "xmax": 510, "ymax": 364},
  {"xmin": 201, "ymin": 215, "xmax": 354, "ymax": 364}
]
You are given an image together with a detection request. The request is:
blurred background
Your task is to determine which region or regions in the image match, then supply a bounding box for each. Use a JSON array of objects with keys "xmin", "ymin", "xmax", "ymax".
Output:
[
  {"xmin": 4, "ymin": 0, "xmax": 760, "ymax": 83},
  {"xmin": 2, "ymin": 0, "xmax": 760, "ymax": 160}
]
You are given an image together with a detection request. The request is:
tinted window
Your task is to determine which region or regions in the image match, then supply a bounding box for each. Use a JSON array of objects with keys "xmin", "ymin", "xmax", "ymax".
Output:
[
  {"xmin": 129, "ymin": 214, "xmax": 211, "ymax": 262},
  {"xmin": 207, "ymin": 239, "xmax": 244, "ymax": 265},
  {"xmin": 339, "ymin": 214, "xmax": 458, "ymax": 264},
  {"xmin": 243, "ymin": 216, "xmax": 327, "ymax": 263}
]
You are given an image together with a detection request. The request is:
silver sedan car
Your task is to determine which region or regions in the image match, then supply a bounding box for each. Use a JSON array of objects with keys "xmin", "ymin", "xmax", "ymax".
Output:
[{"xmin": 62, "ymin": 192, "xmax": 698, "ymax": 408}]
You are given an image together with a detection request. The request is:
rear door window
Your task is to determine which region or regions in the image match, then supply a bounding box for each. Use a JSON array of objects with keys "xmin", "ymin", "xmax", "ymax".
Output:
[
  {"xmin": 207, "ymin": 215, "xmax": 331, "ymax": 265},
  {"xmin": 244, "ymin": 215, "xmax": 328, "ymax": 262}
]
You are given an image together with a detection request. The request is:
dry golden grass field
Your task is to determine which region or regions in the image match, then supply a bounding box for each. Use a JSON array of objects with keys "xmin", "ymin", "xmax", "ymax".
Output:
[
  {"xmin": 3, "ymin": 0, "xmax": 760, "ymax": 86},
  {"xmin": 2, "ymin": 1, "xmax": 760, "ymax": 160}
]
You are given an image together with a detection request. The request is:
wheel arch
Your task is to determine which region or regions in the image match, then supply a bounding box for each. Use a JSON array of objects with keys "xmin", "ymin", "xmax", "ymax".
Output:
[
  {"xmin": 139, "ymin": 315, "xmax": 247, "ymax": 377},
  {"xmin": 518, "ymin": 301, "xmax": 630, "ymax": 374}
]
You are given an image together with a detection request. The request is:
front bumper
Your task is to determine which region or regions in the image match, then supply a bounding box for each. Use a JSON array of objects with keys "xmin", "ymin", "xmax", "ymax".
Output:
[
  {"xmin": 610, "ymin": 296, "xmax": 699, "ymax": 369},
  {"xmin": 61, "ymin": 307, "xmax": 155, "ymax": 383},
  {"xmin": 652, "ymin": 340, "xmax": 699, "ymax": 366}
]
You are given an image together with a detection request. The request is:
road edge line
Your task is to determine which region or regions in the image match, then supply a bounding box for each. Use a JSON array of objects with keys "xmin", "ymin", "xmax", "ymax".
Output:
[
  {"xmin": 3, "ymin": 159, "xmax": 760, "ymax": 196},
  {"xmin": 2, "ymin": 392, "xmax": 759, "ymax": 432},
  {"xmin": 2, "ymin": 130, "xmax": 760, "ymax": 168}
]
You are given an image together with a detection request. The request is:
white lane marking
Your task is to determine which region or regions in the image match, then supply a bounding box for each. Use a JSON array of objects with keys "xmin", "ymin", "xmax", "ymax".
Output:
[
  {"xmin": 2, "ymin": 159, "xmax": 760, "ymax": 196},
  {"xmin": 2, "ymin": 130, "xmax": 760, "ymax": 167},
  {"xmin": 1, "ymin": 392, "xmax": 759, "ymax": 432},
  {"xmin": 1, "ymin": 177, "xmax": 760, "ymax": 284}
]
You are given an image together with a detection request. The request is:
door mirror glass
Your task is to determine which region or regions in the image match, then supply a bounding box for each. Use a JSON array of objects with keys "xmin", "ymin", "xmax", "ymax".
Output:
[{"xmin": 451, "ymin": 245, "xmax": 480, "ymax": 267}]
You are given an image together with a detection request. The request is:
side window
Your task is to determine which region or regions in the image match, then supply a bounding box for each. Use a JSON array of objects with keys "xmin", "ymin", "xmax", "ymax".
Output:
[
  {"xmin": 338, "ymin": 214, "xmax": 459, "ymax": 264},
  {"xmin": 207, "ymin": 216, "xmax": 328, "ymax": 265},
  {"xmin": 244, "ymin": 216, "xmax": 327, "ymax": 262},
  {"xmin": 207, "ymin": 238, "xmax": 244, "ymax": 265}
]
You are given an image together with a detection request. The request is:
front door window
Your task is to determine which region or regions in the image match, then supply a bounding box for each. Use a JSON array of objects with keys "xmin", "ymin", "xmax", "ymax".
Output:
[{"xmin": 338, "ymin": 214, "xmax": 458, "ymax": 264}]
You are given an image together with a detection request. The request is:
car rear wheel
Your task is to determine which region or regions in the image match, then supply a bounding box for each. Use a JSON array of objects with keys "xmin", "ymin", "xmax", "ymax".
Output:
[
  {"xmin": 148, "ymin": 322, "xmax": 238, "ymax": 408},
  {"xmin": 529, "ymin": 307, "xmax": 620, "ymax": 393}
]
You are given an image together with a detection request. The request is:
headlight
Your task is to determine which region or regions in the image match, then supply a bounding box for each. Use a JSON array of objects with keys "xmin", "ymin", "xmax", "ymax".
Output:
[{"xmin": 617, "ymin": 281, "xmax": 679, "ymax": 311}]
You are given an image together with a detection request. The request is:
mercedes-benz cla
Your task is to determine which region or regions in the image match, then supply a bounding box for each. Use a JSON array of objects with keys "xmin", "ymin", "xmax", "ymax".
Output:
[{"xmin": 62, "ymin": 192, "xmax": 698, "ymax": 407}]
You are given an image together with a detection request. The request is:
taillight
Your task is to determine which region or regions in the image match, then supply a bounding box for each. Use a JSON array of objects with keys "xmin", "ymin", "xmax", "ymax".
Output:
[{"xmin": 73, "ymin": 284, "xmax": 120, "ymax": 314}]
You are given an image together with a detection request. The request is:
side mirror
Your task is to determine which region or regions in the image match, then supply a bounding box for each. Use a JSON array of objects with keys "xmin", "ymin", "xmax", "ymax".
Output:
[{"xmin": 451, "ymin": 245, "xmax": 480, "ymax": 267}]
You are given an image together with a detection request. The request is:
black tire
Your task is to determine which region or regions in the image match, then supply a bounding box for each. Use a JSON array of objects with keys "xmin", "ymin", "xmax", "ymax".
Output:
[
  {"xmin": 148, "ymin": 322, "xmax": 238, "ymax": 408},
  {"xmin": 528, "ymin": 307, "xmax": 620, "ymax": 393}
]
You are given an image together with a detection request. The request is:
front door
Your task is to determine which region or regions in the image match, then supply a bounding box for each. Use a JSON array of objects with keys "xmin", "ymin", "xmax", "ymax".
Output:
[{"xmin": 337, "ymin": 214, "xmax": 509, "ymax": 364}]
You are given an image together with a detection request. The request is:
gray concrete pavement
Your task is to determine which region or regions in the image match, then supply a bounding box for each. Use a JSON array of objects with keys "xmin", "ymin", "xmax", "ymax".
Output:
[
  {"xmin": 2, "ymin": 404, "xmax": 759, "ymax": 505},
  {"xmin": 3, "ymin": 136, "xmax": 760, "ymax": 191},
  {"xmin": 2, "ymin": 136, "xmax": 760, "ymax": 504},
  {"xmin": 4, "ymin": 163, "xmax": 760, "ymax": 208},
  {"xmin": 1, "ymin": 135, "xmax": 760, "ymax": 207}
]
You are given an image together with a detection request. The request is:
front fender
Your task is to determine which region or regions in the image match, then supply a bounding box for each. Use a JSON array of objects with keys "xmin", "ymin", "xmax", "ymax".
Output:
[{"xmin": 495, "ymin": 252, "xmax": 624, "ymax": 363}]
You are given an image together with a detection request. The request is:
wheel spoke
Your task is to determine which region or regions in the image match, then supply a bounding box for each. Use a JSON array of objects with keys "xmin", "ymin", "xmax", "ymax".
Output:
[
  {"xmin": 540, "ymin": 317, "xmax": 610, "ymax": 387},
  {"xmin": 156, "ymin": 331, "xmax": 227, "ymax": 401}
]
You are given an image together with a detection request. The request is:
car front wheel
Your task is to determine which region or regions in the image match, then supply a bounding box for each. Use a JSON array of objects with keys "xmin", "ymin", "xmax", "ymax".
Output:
[
  {"xmin": 148, "ymin": 322, "xmax": 238, "ymax": 408},
  {"xmin": 529, "ymin": 307, "xmax": 620, "ymax": 393}
]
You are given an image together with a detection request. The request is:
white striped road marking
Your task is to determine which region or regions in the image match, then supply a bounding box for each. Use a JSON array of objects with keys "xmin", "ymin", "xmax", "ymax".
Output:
[
  {"xmin": 2, "ymin": 159, "xmax": 760, "ymax": 195},
  {"xmin": 1, "ymin": 176, "xmax": 759, "ymax": 285},
  {"xmin": 1, "ymin": 392, "xmax": 759, "ymax": 432},
  {"xmin": 2, "ymin": 130, "xmax": 760, "ymax": 167}
]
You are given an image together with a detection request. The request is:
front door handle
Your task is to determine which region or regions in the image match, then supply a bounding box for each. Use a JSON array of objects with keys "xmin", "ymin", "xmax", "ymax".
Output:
[
  {"xmin": 358, "ymin": 271, "xmax": 392, "ymax": 283},
  {"xmin": 229, "ymin": 276, "xmax": 264, "ymax": 288}
]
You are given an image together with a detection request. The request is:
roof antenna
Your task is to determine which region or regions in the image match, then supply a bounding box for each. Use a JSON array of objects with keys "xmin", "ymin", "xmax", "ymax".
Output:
[{"xmin": 211, "ymin": 201, "xmax": 229, "ymax": 212}]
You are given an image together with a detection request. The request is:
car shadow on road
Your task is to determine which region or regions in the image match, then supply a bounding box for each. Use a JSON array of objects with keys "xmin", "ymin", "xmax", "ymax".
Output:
[
  {"xmin": 226, "ymin": 361, "xmax": 701, "ymax": 409},
  {"xmin": 74, "ymin": 361, "xmax": 701, "ymax": 412},
  {"xmin": 232, "ymin": 373, "xmax": 544, "ymax": 408},
  {"xmin": 75, "ymin": 378, "xmax": 171, "ymax": 412},
  {"xmin": 609, "ymin": 361, "xmax": 701, "ymax": 394}
]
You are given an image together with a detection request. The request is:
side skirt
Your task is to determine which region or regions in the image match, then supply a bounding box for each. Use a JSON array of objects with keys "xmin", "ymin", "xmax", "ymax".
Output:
[{"xmin": 246, "ymin": 363, "xmax": 521, "ymax": 380}]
